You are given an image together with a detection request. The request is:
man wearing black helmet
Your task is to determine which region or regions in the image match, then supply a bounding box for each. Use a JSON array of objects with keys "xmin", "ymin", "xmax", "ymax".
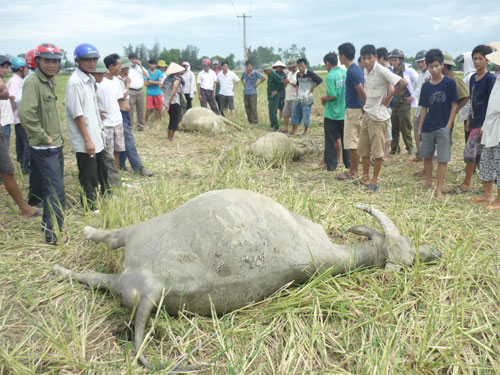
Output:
[
  {"xmin": 65, "ymin": 43, "xmax": 109, "ymax": 212},
  {"xmin": 19, "ymin": 43, "xmax": 66, "ymax": 244},
  {"xmin": 389, "ymin": 49, "xmax": 418, "ymax": 155}
]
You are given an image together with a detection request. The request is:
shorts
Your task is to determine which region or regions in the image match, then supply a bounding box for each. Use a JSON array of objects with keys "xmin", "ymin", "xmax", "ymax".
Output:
[
  {"xmin": 478, "ymin": 145, "xmax": 500, "ymax": 189},
  {"xmin": 420, "ymin": 127, "xmax": 451, "ymax": 163},
  {"xmin": 168, "ymin": 103, "xmax": 181, "ymax": 131},
  {"xmin": 104, "ymin": 124, "xmax": 126, "ymax": 152},
  {"xmin": 219, "ymin": 95, "xmax": 235, "ymax": 110},
  {"xmin": 291, "ymin": 103, "xmax": 312, "ymax": 126},
  {"xmin": 344, "ymin": 108, "xmax": 363, "ymax": 150},
  {"xmin": 357, "ymin": 114, "xmax": 387, "ymax": 159},
  {"xmin": 0, "ymin": 131, "xmax": 14, "ymax": 174},
  {"xmin": 278, "ymin": 95, "xmax": 285, "ymax": 110},
  {"xmin": 146, "ymin": 95, "xmax": 163, "ymax": 110},
  {"xmin": 464, "ymin": 127, "xmax": 483, "ymax": 163},
  {"xmin": 283, "ymin": 99, "xmax": 296, "ymax": 118}
]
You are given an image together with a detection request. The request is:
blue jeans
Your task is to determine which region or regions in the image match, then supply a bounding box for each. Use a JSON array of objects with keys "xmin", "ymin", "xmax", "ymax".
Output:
[
  {"xmin": 15, "ymin": 123, "xmax": 30, "ymax": 173},
  {"xmin": 29, "ymin": 147, "xmax": 65, "ymax": 244},
  {"xmin": 291, "ymin": 104, "xmax": 312, "ymax": 127},
  {"xmin": 119, "ymin": 111, "xmax": 144, "ymax": 171}
]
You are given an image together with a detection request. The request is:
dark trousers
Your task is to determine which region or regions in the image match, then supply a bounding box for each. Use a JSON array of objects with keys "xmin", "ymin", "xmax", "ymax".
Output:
[
  {"xmin": 76, "ymin": 151, "xmax": 108, "ymax": 211},
  {"xmin": 391, "ymin": 104, "xmax": 413, "ymax": 152},
  {"xmin": 200, "ymin": 88, "xmax": 220, "ymax": 114},
  {"xmin": 184, "ymin": 94, "xmax": 193, "ymax": 110},
  {"xmin": 268, "ymin": 94, "xmax": 279, "ymax": 130},
  {"xmin": 216, "ymin": 94, "xmax": 225, "ymax": 117},
  {"xmin": 119, "ymin": 111, "xmax": 144, "ymax": 171},
  {"xmin": 15, "ymin": 124, "xmax": 30, "ymax": 173},
  {"xmin": 324, "ymin": 118, "xmax": 350, "ymax": 171},
  {"xmin": 244, "ymin": 94, "xmax": 258, "ymax": 124},
  {"xmin": 29, "ymin": 147, "xmax": 65, "ymax": 243}
]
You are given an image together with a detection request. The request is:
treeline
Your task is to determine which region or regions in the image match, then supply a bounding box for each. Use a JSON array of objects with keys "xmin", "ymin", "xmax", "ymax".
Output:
[{"xmin": 122, "ymin": 42, "xmax": 309, "ymax": 71}]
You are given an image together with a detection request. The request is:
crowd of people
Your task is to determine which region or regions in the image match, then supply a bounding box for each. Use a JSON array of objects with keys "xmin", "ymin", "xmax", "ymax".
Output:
[{"xmin": 1, "ymin": 40, "xmax": 499, "ymax": 244}]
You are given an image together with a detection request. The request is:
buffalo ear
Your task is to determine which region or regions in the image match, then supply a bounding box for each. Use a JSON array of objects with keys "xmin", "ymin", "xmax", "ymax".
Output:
[{"xmin": 346, "ymin": 224, "xmax": 380, "ymax": 239}]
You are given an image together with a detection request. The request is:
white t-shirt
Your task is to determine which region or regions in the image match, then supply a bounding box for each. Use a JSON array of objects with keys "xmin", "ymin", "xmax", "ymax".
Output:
[
  {"xmin": 0, "ymin": 99, "xmax": 14, "ymax": 127},
  {"xmin": 216, "ymin": 70, "xmax": 240, "ymax": 96},
  {"xmin": 97, "ymin": 77, "xmax": 124, "ymax": 127},
  {"xmin": 364, "ymin": 61, "xmax": 402, "ymax": 121},
  {"xmin": 197, "ymin": 69, "xmax": 217, "ymax": 90},
  {"xmin": 285, "ymin": 70, "xmax": 298, "ymax": 100},
  {"xmin": 129, "ymin": 64, "xmax": 145, "ymax": 90}
]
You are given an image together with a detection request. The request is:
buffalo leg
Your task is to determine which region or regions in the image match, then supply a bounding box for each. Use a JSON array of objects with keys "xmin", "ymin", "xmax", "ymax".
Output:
[
  {"xmin": 82, "ymin": 226, "xmax": 127, "ymax": 249},
  {"xmin": 52, "ymin": 264, "xmax": 120, "ymax": 293}
]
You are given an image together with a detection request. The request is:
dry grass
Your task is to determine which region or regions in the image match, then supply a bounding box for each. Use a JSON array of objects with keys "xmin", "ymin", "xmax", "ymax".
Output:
[{"xmin": 0, "ymin": 73, "xmax": 499, "ymax": 374}]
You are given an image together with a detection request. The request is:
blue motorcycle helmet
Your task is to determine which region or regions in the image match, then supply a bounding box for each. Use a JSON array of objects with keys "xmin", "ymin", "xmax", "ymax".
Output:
[
  {"xmin": 11, "ymin": 57, "xmax": 26, "ymax": 70},
  {"xmin": 74, "ymin": 43, "xmax": 100, "ymax": 61}
]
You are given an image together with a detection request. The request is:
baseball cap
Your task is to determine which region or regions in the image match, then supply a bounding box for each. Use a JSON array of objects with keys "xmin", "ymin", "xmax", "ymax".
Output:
[
  {"xmin": 212, "ymin": 59, "xmax": 220, "ymax": 65},
  {"xmin": 0, "ymin": 55, "xmax": 12, "ymax": 66}
]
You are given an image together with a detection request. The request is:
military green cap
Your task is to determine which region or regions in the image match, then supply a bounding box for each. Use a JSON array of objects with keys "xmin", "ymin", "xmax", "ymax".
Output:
[
  {"xmin": 95, "ymin": 60, "xmax": 107, "ymax": 73},
  {"xmin": 261, "ymin": 63, "xmax": 272, "ymax": 71},
  {"xmin": 120, "ymin": 56, "xmax": 131, "ymax": 69},
  {"xmin": 443, "ymin": 52, "xmax": 455, "ymax": 66}
]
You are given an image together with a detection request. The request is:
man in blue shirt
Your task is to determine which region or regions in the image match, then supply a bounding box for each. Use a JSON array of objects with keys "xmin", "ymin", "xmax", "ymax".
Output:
[
  {"xmin": 144, "ymin": 59, "xmax": 163, "ymax": 129},
  {"xmin": 241, "ymin": 60, "xmax": 266, "ymax": 124},
  {"xmin": 417, "ymin": 49, "xmax": 458, "ymax": 199},
  {"xmin": 336, "ymin": 43, "xmax": 366, "ymax": 181}
]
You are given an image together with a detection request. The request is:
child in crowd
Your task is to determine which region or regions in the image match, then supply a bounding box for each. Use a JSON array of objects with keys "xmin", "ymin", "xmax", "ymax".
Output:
[{"xmin": 417, "ymin": 49, "xmax": 458, "ymax": 199}]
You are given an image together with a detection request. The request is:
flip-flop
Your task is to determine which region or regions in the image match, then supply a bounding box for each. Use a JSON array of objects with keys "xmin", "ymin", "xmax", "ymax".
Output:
[
  {"xmin": 335, "ymin": 171, "xmax": 352, "ymax": 181},
  {"xmin": 352, "ymin": 179, "xmax": 369, "ymax": 186},
  {"xmin": 487, "ymin": 205, "xmax": 500, "ymax": 210},
  {"xmin": 365, "ymin": 183, "xmax": 379, "ymax": 193},
  {"xmin": 446, "ymin": 185, "xmax": 468, "ymax": 194},
  {"xmin": 471, "ymin": 197, "xmax": 493, "ymax": 203}
]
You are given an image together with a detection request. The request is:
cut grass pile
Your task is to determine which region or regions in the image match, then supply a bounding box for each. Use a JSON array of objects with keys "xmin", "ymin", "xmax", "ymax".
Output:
[{"xmin": 0, "ymin": 73, "xmax": 499, "ymax": 374}]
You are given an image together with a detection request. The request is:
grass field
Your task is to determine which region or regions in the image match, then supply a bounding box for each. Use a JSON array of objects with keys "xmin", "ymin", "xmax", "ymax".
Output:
[{"xmin": 1, "ymin": 71, "xmax": 499, "ymax": 374}]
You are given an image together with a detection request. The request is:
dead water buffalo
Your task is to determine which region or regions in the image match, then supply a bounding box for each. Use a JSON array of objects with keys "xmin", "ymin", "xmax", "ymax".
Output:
[
  {"xmin": 52, "ymin": 189, "xmax": 440, "ymax": 369},
  {"xmin": 248, "ymin": 132, "xmax": 319, "ymax": 161},
  {"xmin": 180, "ymin": 107, "xmax": 242, "ymax": 134}
]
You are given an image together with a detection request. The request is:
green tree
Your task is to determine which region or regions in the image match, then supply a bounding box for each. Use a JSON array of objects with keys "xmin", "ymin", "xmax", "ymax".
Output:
[
  {"xmin": 148, "ymin": 41, "xmax": 161, "ymax": 61},
  {"xmin": 180, "ymin": 45, "xmax": 199, "ymax": 68},
  {"xmin": 225, "ymin": 53, "xmax": 236, "ymax": 69}
]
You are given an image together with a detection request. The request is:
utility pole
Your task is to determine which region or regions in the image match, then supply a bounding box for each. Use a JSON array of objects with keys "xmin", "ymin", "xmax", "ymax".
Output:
[{"xmin": 237, "ymin": 13, "xmax": 251, "ymax": 62}]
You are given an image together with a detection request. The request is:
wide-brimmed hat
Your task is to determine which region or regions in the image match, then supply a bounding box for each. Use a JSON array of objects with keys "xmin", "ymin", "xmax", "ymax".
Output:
[
  {"xmin": 95, "ymin": 60, "xmax": 107, "ymax": 73},
  {"xmin": 261, "ymin": 63, "xmax": 272, "ymax": 71},
  {"xmin": 287, "ymin": 59, "xmax": 297, "ymax": 68},
  {"xmin": 272, "ymin": 60, "xmax": 286, "ymax": 68},
  {"xmin": 443, "ymin": 52, "xmax": 455, "ymax": 66},
  {"xmin": 120, "ymin": 56, "xmax": 131, "ymax": 69},
  {"xmin": 166, "ymin": 62, "xmax": 185, "ymax": 76},
  {"xmin": 487, "ymin": 41, "xmax": 500, "ymax": 52},
  {"xmin": 158, "ymin": 59, "xmax": 168, "ymax": 68},
  {"xmin": 486, "ymin": 50, "xmax": 500, "ymax": 66}
]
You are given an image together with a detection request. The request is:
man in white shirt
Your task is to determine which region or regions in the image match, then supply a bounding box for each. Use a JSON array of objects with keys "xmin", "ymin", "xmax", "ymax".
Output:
[
  {"xmin": 216, "ymin": 61, "xmax": 240, "ymax": 118},
  {"xmin": 358, "ymin": 45, "xmax": 408, "ymax": 192},
  {"xmin": 412, "ymin": 50, "xmax": 431, "ymax": 162},
  {"xmin": 97, "ymin": 54, "xmax": 126, "ymax": 186},
  {"xmin": 128, "ymin": 53, "xmax": 149, "ymax": 131},
  {"xmin": 197, "ymin": 59, "xmax": 219, "ymax": 114},
  {"xmin": 181, "ymin": 62, "xmax": 196, "ymax": 110},
  {"xmin": 65, "ymin": 43, "xmax": 108, "ymax": 211},
  {"xmin": 281, "ymin": 59, "xmax": 298, "ymax": 133},
  {"xmin": 0, "ymin": 57, "xmax": 14, "ymax": 150}
]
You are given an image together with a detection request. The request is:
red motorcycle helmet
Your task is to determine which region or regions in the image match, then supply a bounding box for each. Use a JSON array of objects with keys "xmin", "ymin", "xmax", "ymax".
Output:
[
  {"xmin": 35, "ymin": 43, "xmax": 62, "ymax": 60},
  {"xmin": 25, "ymin": 49, "xmax": 37, "ymax": 69}
]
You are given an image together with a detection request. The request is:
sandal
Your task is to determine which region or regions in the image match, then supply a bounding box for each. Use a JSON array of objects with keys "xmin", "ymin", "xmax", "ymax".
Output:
[
  {"xmin": 335, "ymin": 171, "xmax": 353, "ymax": 181},
  {"xmin": 471, "ymin": 197, "xmax": 493, "ymax": 203},
  {"xmin": 365, "ymin": 183, "xmax": 379, "ymax": 193},
  {"xmin": 446, "ymin": 185, "xmax": 468, "ymax": 195}
]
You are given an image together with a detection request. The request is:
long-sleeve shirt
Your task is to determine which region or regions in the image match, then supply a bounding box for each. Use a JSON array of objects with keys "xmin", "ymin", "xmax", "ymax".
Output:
[
  {"xmin": 18, "ymin": 69, "xmax": 63, "ymax": 147},
  {"xmin": 391, "ymin": 63, "xmax": 419, "ymax": 107},
  {"xmin": 267, "ymin": 70, "xmax": 284, "ymax": 96}
]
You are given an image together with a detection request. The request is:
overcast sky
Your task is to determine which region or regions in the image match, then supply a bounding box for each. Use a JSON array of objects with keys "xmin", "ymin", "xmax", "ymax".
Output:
[{"xmin": 2, "ymin": 0, "xmax": 499, "ymax": 65}]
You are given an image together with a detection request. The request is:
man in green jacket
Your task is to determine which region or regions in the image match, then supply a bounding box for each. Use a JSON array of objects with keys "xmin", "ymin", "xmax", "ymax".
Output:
[
  {"xmin": 19, "ymin": 43, "xmax": 66, "ymax": 245},
  {"xmin": 262, "ymin": 63, "xmax": 285, "ymax": 131}
]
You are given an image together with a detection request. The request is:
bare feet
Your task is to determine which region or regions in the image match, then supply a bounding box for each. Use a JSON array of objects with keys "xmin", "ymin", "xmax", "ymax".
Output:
[
  {"xmin": 422, "ymin": 184, "xmax": 432, "ymax": 190},
  {"xmin": 471, "ymin": 196, "xmax": 493, "ymax": 203},
  {"xmin": 434, "ymin": 190, "xmax": 445, "ymax": 199}
]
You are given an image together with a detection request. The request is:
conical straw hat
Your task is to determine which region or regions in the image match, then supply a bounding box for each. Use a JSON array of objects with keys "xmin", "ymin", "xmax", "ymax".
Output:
[{"xmin": 166, "ymin": 62, "xmax": 185, "ymax": 76}]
